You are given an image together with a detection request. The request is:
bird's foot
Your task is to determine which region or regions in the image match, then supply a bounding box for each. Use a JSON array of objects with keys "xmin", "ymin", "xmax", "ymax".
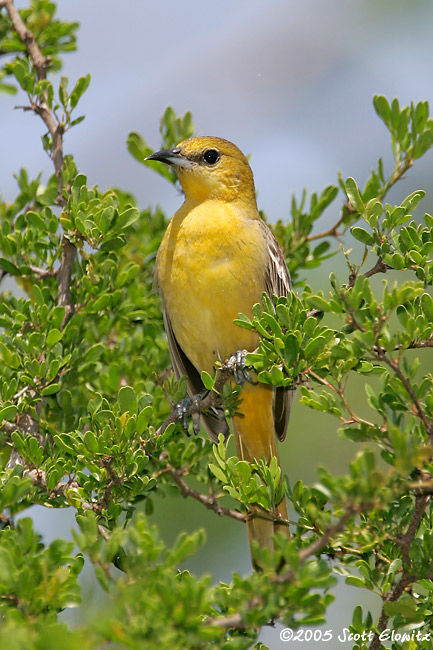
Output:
[
  {"xmin": 226, "ymin": 349, "xmax": 257, "ymax": 386},
  {"xmin": 175, "ymin": 389, "xmax": 209, "ymax": 435}
]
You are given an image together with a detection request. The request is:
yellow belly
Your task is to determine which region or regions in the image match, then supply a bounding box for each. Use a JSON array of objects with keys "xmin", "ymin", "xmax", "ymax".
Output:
[{"xmin": 156, "ymin": 199, "xmax": 268, "ymax": 373}]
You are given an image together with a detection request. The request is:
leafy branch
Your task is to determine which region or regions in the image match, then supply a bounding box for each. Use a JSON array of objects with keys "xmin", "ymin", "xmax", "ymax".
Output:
[{"xmin": 206, "ymin": 502, "xmax": 364, "ymax": 629}]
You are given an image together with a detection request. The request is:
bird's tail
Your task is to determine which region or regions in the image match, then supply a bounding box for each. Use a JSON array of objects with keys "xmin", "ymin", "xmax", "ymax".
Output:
[{"xmin": 232, "ymin": 382, "xmax": 290, "ymax": 567}]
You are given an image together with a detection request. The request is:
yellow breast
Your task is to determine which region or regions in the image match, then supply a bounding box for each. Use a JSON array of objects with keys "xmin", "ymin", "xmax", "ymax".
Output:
[{"xmin": 156, "ymin": 199, "xmax": 268, "ymax": 373}]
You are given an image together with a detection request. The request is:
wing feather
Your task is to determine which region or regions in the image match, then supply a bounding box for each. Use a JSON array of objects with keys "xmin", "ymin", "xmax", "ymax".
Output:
[
  {"xmin": 162, "ymin": 306, "xmax": 229, "ymax": 442},
  {"xmin": 259, "ymin": 221, "xmax": 296, "ymax": 442}
]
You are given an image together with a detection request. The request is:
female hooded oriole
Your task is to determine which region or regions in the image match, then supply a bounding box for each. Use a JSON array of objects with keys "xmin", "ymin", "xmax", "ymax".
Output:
[{"xmin": 146, "ymin": 137, "xmax": 294, "ymax": 566}]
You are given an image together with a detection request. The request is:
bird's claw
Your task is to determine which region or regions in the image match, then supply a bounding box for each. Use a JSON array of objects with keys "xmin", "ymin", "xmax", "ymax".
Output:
[
  {"xmin": 175, "ymin": 390, "xmax": 209, "ymax": 435},
  {"xmin": 227, "ymin": 349, "xmax": 257, "ymax": 386}
]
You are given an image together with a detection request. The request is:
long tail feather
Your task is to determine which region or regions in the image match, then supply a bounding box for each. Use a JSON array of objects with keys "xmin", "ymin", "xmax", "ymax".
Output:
[{"xmin": 232, "ymin": 383, "xmax": 290, "ymax": 567}]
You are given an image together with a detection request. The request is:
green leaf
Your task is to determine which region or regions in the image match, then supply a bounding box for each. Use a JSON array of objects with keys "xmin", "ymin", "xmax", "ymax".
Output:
[
  {"xmin": 209, "ymin": 463, "xmax": 227, "ymax": 483},
  {"xmin": 306, "ymin": 295, "xmax": 330, "ymax": 312},
  {"xmin": 351, "ymin": 227, "xmax": 374, "ymax": 246},
  {"xmin": 401, "ymin": 189, "xmax": 425, "ymax": 212},
  {"xmin": 345, "ymin": 178, "xmax": 365, "ymax": 213},
  {"xmin": 0, "ymin": 404, "xmax": 18, "ymax": 421},
  {"xmin": 0, "ymin": 82, "xmax": 17, "ymax": 95},
  {"xmin": 116, "ymin": 206, "xmax": 139, "ymax": 230},
  {"xmin": 41, "ymin": 383, "xmax": 60, "ymax": 396},
  {"xmin": 126, "ymin": 132, "xmax": 153, "ymax": 166},
  {"xmin": 59, "ymin": 75, "xmax": 68, "ymax": 107},
  {"xmin": 421, "ymin": 293, "xmax": 433, "ymax": 321},
  {"xmin": 201, "ymin": 371, "xmax": 214, "ymax": 390},
  {"xmin": 70, "ymin": 73, "xmax": 91, "ymax": 109},
  {"xmin": 136, "ymin": 406, "xmax": 152, "ymax": 434},
  {"xmin": 0, "ymin": 258, "xmax": 19, "ymax": 275},
  {"xmin": 92, "ymin": 294, "xmax": 111, "ymax": 312},
  {"xmin": 345, "ymin": 576, "xmax": 366, "ymax": 588},
  {"xmin": 118, "ymin": 386, "xmax": 137, "ymax": 415},
  {"xmin": 46, "ymin": 329, "xmax": 62, "ymax": 347},
  {"xmin": 84, "ymin": 431, "xmax": 98, "ymax": 453},
  {"xmin": 373, "ymin": 95, "xmax": 391, "ymax": 127}
]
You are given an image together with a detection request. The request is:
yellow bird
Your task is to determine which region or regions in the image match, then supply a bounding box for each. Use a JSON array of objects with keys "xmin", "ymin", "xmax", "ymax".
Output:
[{"xmin": 146, "ymin": 137, "xmax": 294, "ymax": 565}]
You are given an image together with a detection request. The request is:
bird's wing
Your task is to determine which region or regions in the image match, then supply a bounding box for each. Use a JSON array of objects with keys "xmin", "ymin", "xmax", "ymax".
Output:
[
  {"xmin": 261, "ymin": 222, "xmax": 296, "ymax": 442},
  {"xmin": 162, "ymin": 305, "xmax": 229, "ymax": 443}
]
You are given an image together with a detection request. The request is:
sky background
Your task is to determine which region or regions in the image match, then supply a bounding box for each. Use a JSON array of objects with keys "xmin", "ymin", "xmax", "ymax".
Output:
[{"xmin": 2, "ymin": 1, "xmax": 433, "ymax": 647}]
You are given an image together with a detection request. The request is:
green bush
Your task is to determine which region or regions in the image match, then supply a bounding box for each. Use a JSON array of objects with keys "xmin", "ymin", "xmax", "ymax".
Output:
[{"xmin": 0, "ymin": 2, "xmax": 433, "ymax": 648}]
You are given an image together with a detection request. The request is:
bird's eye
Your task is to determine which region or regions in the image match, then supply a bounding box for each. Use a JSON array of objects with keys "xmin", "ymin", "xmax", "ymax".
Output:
[{"xmin": 203, "ymin": 149, "xmax": 220, "ymax": 165}]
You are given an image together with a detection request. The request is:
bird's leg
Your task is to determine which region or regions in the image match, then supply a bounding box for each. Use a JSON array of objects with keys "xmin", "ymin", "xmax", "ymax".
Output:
[
  {"xmin": 175, "ymin": 389, "xmax": 209, "ymax": 435},
  {"xmin": 227, "ymin": 349, "xmax": 258, "ymax": 386}
]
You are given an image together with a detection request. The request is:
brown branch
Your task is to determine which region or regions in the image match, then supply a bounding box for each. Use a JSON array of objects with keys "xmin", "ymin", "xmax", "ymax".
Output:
[
  {"xmin": 1, "ymin": 1, "xmax": 63, "ymax": 193},
  {"xmin": 207, "ymin": 504, "xmax": 361, "ymax": 629},
  {"xmin": 408, "ymin": 478, "xmax": 433, "ymax": 494},
  {"xmin": 0, "ymin": 0, "xmax": 48, "ymax": 79},
  {"xmin": 374, "ymin": 336, "xmax": 433, "ymax": 353},
  {"xmin": 274, "ymin": 505, "xmax": 359, "ymax": 583},
  {"xmin": 378, "ymin": 352, "xmax": 433, "ymax": 441},
  {"xmin": 363, "ymin": 257, "xmax": 389, "ymax": 280},
  {"xmin": 26, "ymin": 264, "xmax": 55, "ymax": 279},
  {"xmin": 1, "ymin": 421, "xmax": 17, "ymax": 436},
  {"xmin": 206, "ymin": 611, "xmax": 248, "ymax": 629},
  {"xmin": 307, "ymin": 308, "xmax": 323, "ymax": 319},
  {"xmin": 306, "ymin": 202, "xmax": 356, "ymax": 243},
  {"xmin": 56, "ymin": 237, "xmax": 76, "ymax": 326},
  {"xmin": 97, "ymin": 524, "xmax": 110, "ymax": 541},
  {"xmin": 24, "ymin": 467, "xmax": 107, "ymax": 517},
  {"xmin": 346, "ymin": 256, "xmax": 389, "ymax": 289},
  {"xmin": 377, "ymin": 156, "xmax": 413, "ymax": 202},
  {"xmin": 2, "ymin": 0, "xmax": 76, "ymax": 327},
  {"xmin": 163, "ymin": 463, "xmax": 246, "ymax": 523},
  {"xmin": 406, "ymin": 336, "xmax": 433, "ymax": 349},
  {"xmin": 308, "ymin": 369, "xmax": 375, "ymax": 428},
  {"xmin": 369, "ymin": 492, "xmax": 428, "ymax": 650},
  {"xmin": 395, "ymin": 492, "xmax": 429, "ymax": 567},
  {"xmin": 24, "ymin": 467, "xmax": 71, "ymax": 498},
  {"xmin": 369, "ymin": 570, "xmax": 415, "ymax": 650}
]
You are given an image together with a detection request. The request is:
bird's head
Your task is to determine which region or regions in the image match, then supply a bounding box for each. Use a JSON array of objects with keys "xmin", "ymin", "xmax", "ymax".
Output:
[{"xmin": 145, "ymin": 136, "xmax": 257, "ymax": 205}]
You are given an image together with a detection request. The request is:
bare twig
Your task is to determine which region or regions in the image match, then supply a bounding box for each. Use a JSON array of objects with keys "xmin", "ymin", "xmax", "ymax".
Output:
[
  {"xmin": 406, "ymin": 336, "xmax": 433, "ymax": 350},
  {"xmin": 1, "ymin": 0, "xmax": 63, "ymax": 191},
  {"xmin": 26, "ymin": 264, "xmax": 55, "ymax": 279},
  {"xmin": 162, "ymin": 463, "xmax": 246, "ymax": 523},
  {"xmin": 374, "ymin": 337, "xmax": 433, "ymax": 353},
  {"xmin": 363, "ymin": 257, "xmax": 389, "ymax": 279},
  {"xmin": 98, "ymin": 524, "xmax": 111, "ymax": 541},
  {"xmin": 308, "ymin": 369, "xmax": 375, "ymax": 428},
  {"xmin": 1, "ymin": 420, "xmax": 17, "ymax": 435},
  {"xmin": 306, "ymin": 202, "xmax": 356, "ymax": 242},
  {"xmin": 206, "ymin": 612, "xmax": 248, "ymax": 629},
  {"xmin": 408, "ymin": 478, "xmax": 433, "ymax": 494},
  {"xmin": 56, "ymin": 237, "xmax": 76, "ymax": 325},
  {"xmin": 346, "ymin": 256, "xmax": 389, "ymax": 289},
  {"xmin": 377, "ymin": 156, "xmax": 413, "ymax": 202}
]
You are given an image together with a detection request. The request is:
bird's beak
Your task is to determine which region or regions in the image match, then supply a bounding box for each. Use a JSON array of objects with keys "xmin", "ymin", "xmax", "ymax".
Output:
[{"xmin": 144, "ymin": 147, "xmax": 193, "ymax": 169}]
